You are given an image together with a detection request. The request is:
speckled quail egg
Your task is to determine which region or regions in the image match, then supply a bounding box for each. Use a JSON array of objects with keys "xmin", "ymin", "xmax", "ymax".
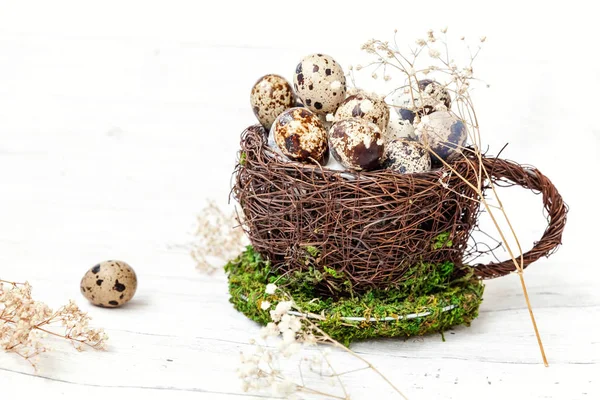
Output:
[
  {"xmin": 272, "ymin": 107, "xmax": 329, "ymax": 164},
  {"xmin": 416, "ymin": 111, "xmax": 467, "ymax": 161},
  {"xmin": 329, "ymin": 118, "xmax": 384, "ymax": 171},
  {"xmin": 334, "ymin": 93, "xmax": 389, "ymax": 132},
  {"xmin": 293, "ymin": 54, "xmax": 346, "ymax": 115},
  {"xmin": 250, "ymin": 74, "xmax": 296, "ymax": 130},
  {"xmin": 381, "ymin": 139, "xmax": 431, "ymax": 173},
  {"xmin": 392, "ymin": 80, "xmax": 451, "ymax": 115},
  {"xmin": 384, "ymin": 110, "xmax": 417, "ymax": 142},
  {"xmin": 80, "ymin": 260, "xmax": 137, "ymax": 308}
]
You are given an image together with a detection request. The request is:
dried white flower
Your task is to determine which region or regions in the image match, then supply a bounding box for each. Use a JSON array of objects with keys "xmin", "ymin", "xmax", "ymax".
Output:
[
  {"xmin": 260, "ymin": 300, "xmax": 271, "ymax": 310},
  {"xmin": 480, "ymin": 36, "xmax": 487, "ymax": 43},
  {"xmin": 428, "ymin": 48, "xmax": 441, "ymax": 58},
  {"xmin": 441, "ymin": 26, "xmax": 448, "ymax": 34},
  {"xmin": 415, "ymin": 38, "xmax": 426, "ymax": 47},
  {"xmin": 265, "ymin": 283, "xmax": 277, "ymax": 295},
  {"xmin": 371, "ymin": 72, "xmax": 378, "ymax": 80},
  {"xmin": 270, "ymin": 301, "xmax": 293, "ymax": 322}
]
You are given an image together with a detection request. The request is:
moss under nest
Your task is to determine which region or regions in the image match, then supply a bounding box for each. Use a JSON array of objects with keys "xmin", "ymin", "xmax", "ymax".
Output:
[{"xmin": 225, "ymin": 245, "xmax": 484, "ymax": 346}]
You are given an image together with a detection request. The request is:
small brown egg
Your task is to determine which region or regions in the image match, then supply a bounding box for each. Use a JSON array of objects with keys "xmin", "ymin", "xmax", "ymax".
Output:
[
  {"xmin": 334, "ymin": 93, "xmax": 389, "ymax": 132},
  {"xmin": 272, "ymin": 107, "xmax": 328, "ymax": 164},
  {"xmin": 250, "ymin": 74, "xmax": 296, "ymax": 130},
  {"xmin": 329, "ymin": 118, "xmax": 384, "ymax": 171},
  {"xmin": 80, "ymin": 260, "xmax": 137, "ymax": 308}
]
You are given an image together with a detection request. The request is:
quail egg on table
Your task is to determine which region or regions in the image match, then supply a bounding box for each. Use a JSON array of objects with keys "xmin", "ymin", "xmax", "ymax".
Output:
[
  {"xmin": 293, "ymin": 54, "xmax": 346, "ymax": 115},
  {"xmin": 381, "ymin": 139, "xmax": 431, "ymax": 174},
  {"xmin": 392, "ymin": 79, "xmax": 451, "ymax": 115},
  {"xmin": 80, "ymin": 260, "xmax": 137, "ymax": 308},
  {"xmin": 250, "ymin": 74, "xmax": 296, "ymax": 130},
  {"xmin": 334, "ymin": 93, "xmax": 389, "ymax": 132},
  {"xmin": 416, "ymin": 111, "xmax": 467, "ymax": 161},
  {"xmin": 272, "ymin": 107, "xmax": 329, "ymax": 164},
  {"xmin": 329, "ymin": 118, "xmax": 384, "ymax": 171}
]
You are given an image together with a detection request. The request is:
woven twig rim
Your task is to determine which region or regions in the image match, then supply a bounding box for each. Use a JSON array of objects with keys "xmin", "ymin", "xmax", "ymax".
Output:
[{"xmin": 233, "ymin": 125, "xmax": 568, "ymax": 292}]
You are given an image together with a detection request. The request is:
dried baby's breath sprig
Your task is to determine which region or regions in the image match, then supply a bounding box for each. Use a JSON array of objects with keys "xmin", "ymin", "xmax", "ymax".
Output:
[
  {"xmin": 358, "ymin": 28, "xmax": 548, "ymax": 366},
  {"xmin": 191, "ymin": 200, "xmax": 249, "ymax": 274},
  {"xmin": 238, "ymin": 285, "xmax": 407, "ymax": 399},
  {"xmin": 0, "ymin": 279, "xmax": 107, "ymax": 370}
]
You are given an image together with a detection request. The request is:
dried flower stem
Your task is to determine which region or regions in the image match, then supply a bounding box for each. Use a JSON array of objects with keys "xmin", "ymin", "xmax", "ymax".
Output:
[
  {"xmin": 359, "ymin": 29, "xmax": 547, "ymax": 365},
  {"xmin": 1, "ymin": 279, "xmax": 108, "ymax": 370}
]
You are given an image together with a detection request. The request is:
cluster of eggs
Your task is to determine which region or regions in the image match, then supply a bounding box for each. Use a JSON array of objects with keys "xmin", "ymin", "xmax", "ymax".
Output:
[{"xmin": 250, "ymin": 54, "xmax": 467, "ymax": 174}]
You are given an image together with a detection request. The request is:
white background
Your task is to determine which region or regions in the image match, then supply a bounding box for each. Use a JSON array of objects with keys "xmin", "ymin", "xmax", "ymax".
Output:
[{"xmin": 0, "ymin": 1, "xmax": 598, "ymax": 399}]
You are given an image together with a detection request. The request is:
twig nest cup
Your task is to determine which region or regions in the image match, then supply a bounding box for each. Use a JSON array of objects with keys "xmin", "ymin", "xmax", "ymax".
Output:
[
  {"xmin": 417, "ymin": 111, "xmax": 467, "ymax": 161},
  {"xmin": 80, "ymin": 261, "xmax": 138, "ymax": 308},
  {"xmin": 334, "ymin": 93, "xmax": 389, "ymax": 131},
  {"xmin": 250, "ymin": 74, "xmax": 296, "ymax": 130},
  {"xmin": 272, "ymin": 107, "xmax": 328, "ymax": 164},
  {"xmin": 381, "ymin": 139, "xmax": 431, "ymax": 173},
  {"xmin": 293, "ymin": 54, "xmax": 346, "ymax": 115},
  {"xmin": 329, "ymin": 118, "xmax": 384, "ymax": 171}
]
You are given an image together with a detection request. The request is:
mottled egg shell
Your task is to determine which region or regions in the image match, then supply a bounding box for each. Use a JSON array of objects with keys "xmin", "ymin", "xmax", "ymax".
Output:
[
  {"xmin": 293, "ymin": 54, "xmax": 346, "ymax": 115},
  {"xmin": 416, "ymin": 111, "xmax": 467, "ymax": 161},
  {"xmin": 384, "ymin": 111, "xmax": 416, "ymax": 142},
  {"xmin": 329, "ymin": 118, "xmax": 384, "ymax": 171},
  {"xmin": 250, "ymin": 74, "xmax": 296, "ymax": 130},
  {"xmin": 272, "ymin": 107, "xmax": 328, "ymax": 164},
  {"xmin": 81, "ymin": 260, "xmax": 137, "ymax": 308},
  {"xmin": 381, "ymin": 139, "xmax": 431, "ymax": 173},
  {"xmin": 334, "ymin": 93, "xmax": 389, "ymax": 131},
  {"xmin": 392, "ymin": 80, "xmax": 451, "ymax": 115}
]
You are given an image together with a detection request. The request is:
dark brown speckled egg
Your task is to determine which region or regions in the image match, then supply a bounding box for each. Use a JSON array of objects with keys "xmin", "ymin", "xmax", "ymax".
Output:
[
  {"xmin": 80, "ymin": 260, "xmax": 137, "ymax": 308},
  {"xmin": 272, "ymin": 107, "xmax": 328, "ymax": 164},
  {"xmin": 334, "ymin": 93, "xmax": 389, "ymax": 132},
  {"xmin": 250, "ymin": 74, "xmax": 296, "ymax": 130},
  {"xmin": 329, "ymin": 118, "xmax": 384, "ymax": 171}
]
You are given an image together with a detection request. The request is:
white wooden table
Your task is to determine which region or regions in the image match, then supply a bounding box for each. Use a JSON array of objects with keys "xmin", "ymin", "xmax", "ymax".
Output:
[{"xmin": 0, "ymin": 1, "xmax": 598, "ymax": 398}]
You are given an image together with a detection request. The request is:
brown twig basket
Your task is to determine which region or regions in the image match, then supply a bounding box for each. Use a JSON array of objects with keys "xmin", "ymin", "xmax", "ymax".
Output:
[{"xmin": 233, "ymin": 125, "xmax": 567, "ymax": 294}]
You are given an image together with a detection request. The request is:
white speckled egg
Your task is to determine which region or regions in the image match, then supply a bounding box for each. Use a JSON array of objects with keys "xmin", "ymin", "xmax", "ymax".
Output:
[
  {"xmin": 293, "ymin": 54, "xmax": 346, "ymax": 115},
  {"xmin": 381, "ymin": 140, "xmax": 431, "ymax": 173},
  {"xmin": 391, "ymin": 79, "xmax": 451, "ymax": 115},
  {"xmin": 416, "ymin": 111, "xmax": 467, "ymax": 161},
  {"xmin": 384, "ymin": 111, "xmax": 416, "ymax": 142},
  {"xmin": 272, "ymin": 107, "xmax": 328, "ymax": 164},
  {"xmin": 329, "ymin": 118, "xmax": 384, "ymax": 171},
  {"xmin": 334, "ymin": 93, "xmax": 389, "ymax": 131},
  {"xmin": 80, "ymin": 260, "xmax": 137, "ymax": 308},
  {"xmin": 250, "ymin": 74, "xmax": 296, "ymax": 130}
]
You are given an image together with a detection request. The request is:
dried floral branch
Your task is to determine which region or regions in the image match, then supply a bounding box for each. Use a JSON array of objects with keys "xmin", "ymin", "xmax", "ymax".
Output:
[
  {"xmin": 239, "ymin": 284, "xmax": 408, "ymax": 399},
  {"xmin": 191, "ymin": 200, "xmax": 249, "ymax": 274},
  {"xmin": 358, "ymin": 28, "xmax": 548, "ymax": 365},
  {"xmin": 0, "ymin": 279, "xmax": 108, "ymax": 371}
]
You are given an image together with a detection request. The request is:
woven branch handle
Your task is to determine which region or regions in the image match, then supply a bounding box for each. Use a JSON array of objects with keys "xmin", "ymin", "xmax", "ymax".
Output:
[{"xmin": 472, "ymin": 157, "xmax": 568, "ymax": 279}]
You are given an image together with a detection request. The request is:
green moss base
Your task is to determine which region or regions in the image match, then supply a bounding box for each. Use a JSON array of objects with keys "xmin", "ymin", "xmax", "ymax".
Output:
[{"xmin": 225, "ymin": 247, "xmax": 484, "ymax": 345}]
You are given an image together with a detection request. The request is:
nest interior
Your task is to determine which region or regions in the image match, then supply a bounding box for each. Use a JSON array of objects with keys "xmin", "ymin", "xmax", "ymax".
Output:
[
  {"xmin": 226, "ymin": 246, "xmax": 484, "ymax": 345},
  {"xmin": 233, "ymin": 125, "xmax": 567, "ymax": 296}
]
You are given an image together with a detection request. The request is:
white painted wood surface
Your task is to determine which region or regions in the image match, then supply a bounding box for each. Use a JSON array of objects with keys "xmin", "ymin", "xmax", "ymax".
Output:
[{"xmin": 0, "ymin": 1, "xmax": 598, "ymax": 398}]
